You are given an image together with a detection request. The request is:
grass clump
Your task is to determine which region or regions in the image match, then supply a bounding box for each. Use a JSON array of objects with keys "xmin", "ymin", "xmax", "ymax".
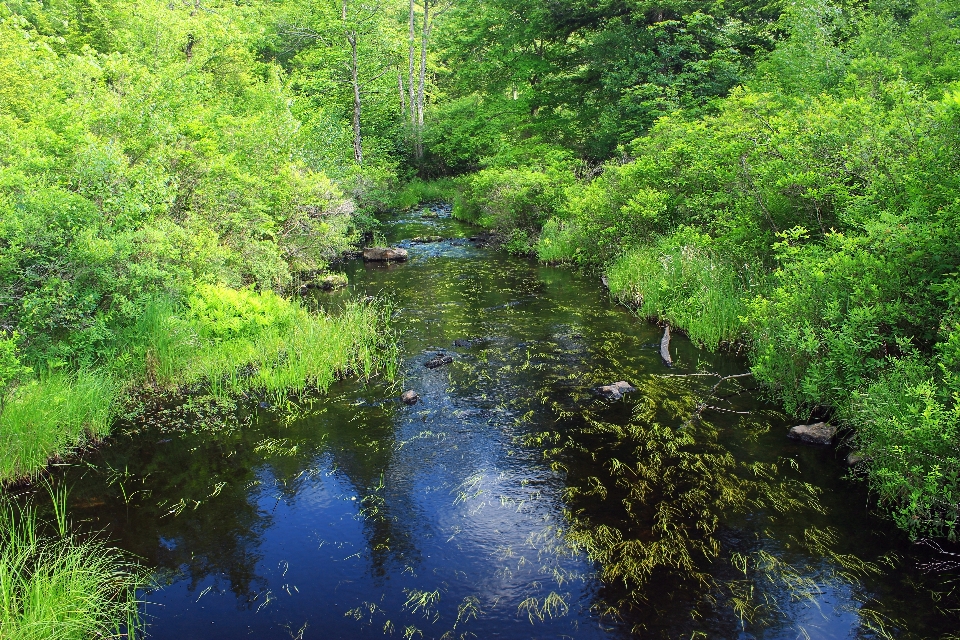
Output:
[
  {"xmin": 0, "ymin": 373, "xmax": 117, "ymax": 481},
  {"xmin": 605, "ymin": 233, "xmax": 762, "ymax": 349},
  {"xmin": 0, "ymin": 494, "xmax": 144, "ymax": 639},
  {"xmin": 136, "ymin": 288, "xmax": 397, "ymax": 403}
]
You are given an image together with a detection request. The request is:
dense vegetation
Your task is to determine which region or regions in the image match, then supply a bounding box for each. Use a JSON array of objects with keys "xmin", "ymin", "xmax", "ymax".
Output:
[
  {"xmin": 425, "ymin": 0, "xmax": 960, "ymax": 541},
  {"xmin": 0, "ymin": 0, "xmax": 406, "ymax": 482},
  {"xmin": 2, "ymin": 0, "xmax": 960, "ymax": 633}
]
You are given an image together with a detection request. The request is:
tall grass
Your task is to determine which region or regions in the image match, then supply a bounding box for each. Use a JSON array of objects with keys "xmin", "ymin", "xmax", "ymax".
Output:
[
  {"xmin": 0, "ymin": 290, "xmax": 396, "ymax": 484},
  {"xmin": 0, "ymin": 493, "xmax": 144, "ymax": 639},
  {"xmin": 137, "ymin": 297, "xmax": 397, "ymax": 403},
  {"xmin": 606, "ymin": 240, "xmax": 763, "ymax": 348},
  {"xmin": 392, "ymin": 178, "xmax": 457, "ymax": 209},
  {"xmin": 0, "ymin": 373, "xmax": 117, "ymax": 481}
]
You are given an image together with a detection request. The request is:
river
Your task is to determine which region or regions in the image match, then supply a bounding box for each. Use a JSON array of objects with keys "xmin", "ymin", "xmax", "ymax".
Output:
[{"xmin": 33, "ymin": 205, "xmax": 960, "ymax": 638}]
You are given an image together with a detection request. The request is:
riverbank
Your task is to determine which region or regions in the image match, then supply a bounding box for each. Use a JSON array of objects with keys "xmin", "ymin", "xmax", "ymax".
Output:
[{"xmin": 0, "ymin": 292, "xmax": 396, "ymax": 485}]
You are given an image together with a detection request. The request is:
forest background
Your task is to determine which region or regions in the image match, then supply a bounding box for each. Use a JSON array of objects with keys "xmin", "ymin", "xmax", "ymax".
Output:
[{"xmin": 0, "ymin": 0, "xmax": 959, "ymax": 549}]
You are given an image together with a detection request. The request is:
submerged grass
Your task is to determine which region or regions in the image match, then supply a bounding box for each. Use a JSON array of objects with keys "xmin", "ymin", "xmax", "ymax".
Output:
[{"xmin": 0, "ymin": 492, "xmax": 144, "ymax": 639}]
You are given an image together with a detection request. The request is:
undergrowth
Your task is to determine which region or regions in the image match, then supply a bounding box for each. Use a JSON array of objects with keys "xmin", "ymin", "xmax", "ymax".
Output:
[{"xmin": 0, "ymin": 287, "xmax": 397, "ymax": 484}]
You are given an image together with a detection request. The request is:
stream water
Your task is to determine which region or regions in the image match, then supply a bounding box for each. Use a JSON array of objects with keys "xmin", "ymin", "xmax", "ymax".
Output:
[{"xmin": 24, "ymin": 206, "xmax": 960, "ymax": 638}]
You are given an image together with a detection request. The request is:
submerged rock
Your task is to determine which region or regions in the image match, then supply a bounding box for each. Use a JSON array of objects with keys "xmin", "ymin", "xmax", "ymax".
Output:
[
  {"xmin": 453, "ymin": 339, "xmax": 472, "ymax": 348},
  {"xmin": 788, "ymin": 422, "xmax": 836, "ymax": 445},
  {"xmin": 425, "ymin": 353, "xmax": 453, "ymax": 369},
  {"xmin": 363, "ymin": 247, "xmax": 409, "ymax": 262},
  {"xmin": 597, "ymin": 380, "xmax": 636, "ymax": 400},
  {"xmin": 411, "ymin": 235, "xmax": 444, "ymax": 243},
  {"xmin": 401, "ymin": 390, "xmax": 419, "ymax": 405}
]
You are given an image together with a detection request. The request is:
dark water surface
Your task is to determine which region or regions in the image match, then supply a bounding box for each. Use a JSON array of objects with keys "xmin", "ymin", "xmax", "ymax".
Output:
[{"xmin": 30, "ymin": 207, "xmax": 960, "ymax": 638}]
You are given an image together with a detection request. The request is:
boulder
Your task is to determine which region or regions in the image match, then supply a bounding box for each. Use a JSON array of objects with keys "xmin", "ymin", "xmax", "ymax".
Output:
[
  {"xmin": 401, "ymin": 390, "xmax": 419, "ymax": 405},
  {"xmin": 363, "ymin": 247, "xmax": 409, "ymax": 262},
  {"xmin": 597, "ymin": 380, "xmax": 636, "ymax": 400},
  {"xmin": 787, "ymin": 422, "xmax": 836, "ymax": 445},
  {"xmin": 425, "ymin": 353, "xmax": 453, "ymax": 369},
  {"xmin": 846, "ymin": 451, "xmax": 864, "ymax": 466}
]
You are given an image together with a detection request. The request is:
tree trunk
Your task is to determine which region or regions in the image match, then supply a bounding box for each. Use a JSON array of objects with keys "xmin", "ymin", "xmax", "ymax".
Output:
[
  {"xmin": 408, "ymin": 0, "xmax": 417, "ymax": 129},
  {"xmin": 348, "ymin": 31, "xmax": 363, "ymax": 164},
  {"xmin": 398, "ymin": 72, "xmax": 406, "ymax": 116},
  {"xmin": 415, "ymin": 0, "xmax": 431, "ymax": 159}
]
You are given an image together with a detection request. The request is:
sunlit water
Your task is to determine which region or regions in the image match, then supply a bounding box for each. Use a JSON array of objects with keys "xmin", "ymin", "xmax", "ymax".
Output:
[{"xmin": 23, "ymin": 206, "xmax": 960, "ymax": 638}]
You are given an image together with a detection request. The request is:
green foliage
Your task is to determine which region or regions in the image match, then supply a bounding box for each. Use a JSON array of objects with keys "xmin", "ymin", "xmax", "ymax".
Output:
[
  {"xmin": 852, "ymin": 357, "xmax": 960, "ymax": 539},
  {"xmin": 453, "ymin": 150, "xmax": 575, "ymax": 231},
  {"xmin": 391, "ymin": 178, "xmax": 458, "ymax": 210},
  {"xmin": 0, "ymin": 372, "xmax": 116, "ymax": 480},
  {"xmin": 187, "ymin": 285, "xmax": 295, "ymax": 342},
  {"xmin": 0, "ymin": 497, "xmax": 144, "ymax": 639},
  {"xmin": 606, "ymin": 232, "xmax": 760, "ymax": 348},
  {"xmin": 0, "ymin": 334, "xmax": 31, "ymax": 404}
]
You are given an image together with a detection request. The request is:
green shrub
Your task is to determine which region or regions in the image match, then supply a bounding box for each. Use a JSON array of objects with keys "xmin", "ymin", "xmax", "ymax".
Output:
[
  {"xmin": 852, "ymin": 357, "xmax": 960, "ymax": 539},
  {"xmin": 391, "ymin": 178, "xmax": 458, "ymax": 209}
]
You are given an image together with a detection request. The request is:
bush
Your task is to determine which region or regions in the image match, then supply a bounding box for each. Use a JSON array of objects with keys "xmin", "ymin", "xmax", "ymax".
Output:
[{"xmin": 852, "ymin": 357, "xmax": 960, "ymax": 539}]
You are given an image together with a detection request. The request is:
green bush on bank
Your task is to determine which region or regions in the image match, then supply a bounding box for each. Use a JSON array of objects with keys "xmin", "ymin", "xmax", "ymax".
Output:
[{"xmin": 606, "ymin": 232, "xmax": 760, "ymax": 349}]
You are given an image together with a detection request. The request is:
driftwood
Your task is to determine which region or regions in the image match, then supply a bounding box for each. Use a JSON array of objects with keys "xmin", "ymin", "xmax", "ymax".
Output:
[{"xmin": 660, "ymin": 325, "xmax": 673, "ymax": 366}]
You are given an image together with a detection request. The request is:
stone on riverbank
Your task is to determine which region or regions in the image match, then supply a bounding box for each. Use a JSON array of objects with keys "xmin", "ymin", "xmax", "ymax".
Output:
[
  {"xmin": 363, "ymin": 247, "xmax": 408, "ymax": 262},
  {"xmin": 788, "ymin": 422, "xmax": 836, "ymax": 445}
]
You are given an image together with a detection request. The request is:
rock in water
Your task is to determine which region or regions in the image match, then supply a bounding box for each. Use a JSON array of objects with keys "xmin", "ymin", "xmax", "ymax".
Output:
[
  {"xmin": 597, "ymin": 380, "xmax": 636, "ymax": 400},
  {"xmin": 425, "ymin": 353, "xmax": 453, "ymax": 369},
  {"xmin": 401, "ymin": 390, "xmax": 419, "ymax": 405},
  {"xmin": 363, "ymin": 247, "xmax": 409, "ymax": 262},
  {"xmin": 317, "ymin": 273, "xmax": 347, "ymax": 290},
  {"xmin": 787, "ymin": 422, "xmax": 837, "ymax": 445}
]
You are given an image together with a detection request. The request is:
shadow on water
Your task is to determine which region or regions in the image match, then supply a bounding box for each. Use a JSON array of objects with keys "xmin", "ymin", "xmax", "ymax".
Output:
[{"xmin": 15, "ymin": 204, "xmax": 960, "ymax": 638}]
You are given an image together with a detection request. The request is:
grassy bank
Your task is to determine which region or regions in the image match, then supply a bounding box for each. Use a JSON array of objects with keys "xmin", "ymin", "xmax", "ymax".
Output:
[{"xmin": 0, "ymin": 287, "xmax": 395, "ymax": 484}]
